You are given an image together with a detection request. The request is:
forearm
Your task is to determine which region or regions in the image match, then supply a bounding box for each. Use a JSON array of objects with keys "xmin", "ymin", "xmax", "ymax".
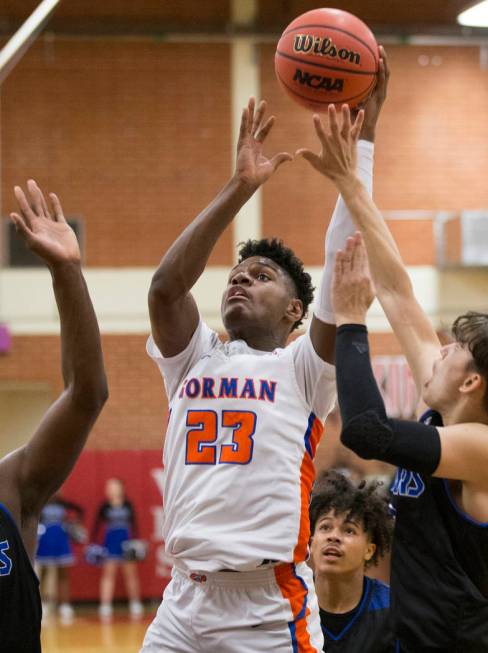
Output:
[
  {"xmin": 150, "ymin": 176, "xmax": 255, "ymax": 302},
  {"xmin": 336, "ymin": 177, "xmax": 413, "ymax": 298},
  {"xmin": 315, "ymin": 141, "xmax": 374, "ymax": 324},
  {"xmin": 51, "ymin": 262, "xmax": 107, "ymax": 408},
  {"xmin": 335, "ymin": 324, "xmax": 440, "ymax": 474}
]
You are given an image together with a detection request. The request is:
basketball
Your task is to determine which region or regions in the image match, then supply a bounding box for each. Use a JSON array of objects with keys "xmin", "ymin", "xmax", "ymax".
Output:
[{"xmin": 275, "ymin": 8, "xmax": 379, "ymax": 111}]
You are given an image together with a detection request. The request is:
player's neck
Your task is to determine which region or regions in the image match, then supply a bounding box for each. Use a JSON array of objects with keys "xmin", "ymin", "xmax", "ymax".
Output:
[
  {"xmin": 440, "ymin": 400, "xmax": 488, "ymax": 426},
  {"xmin": 227, "ymin": 326, "xmax": 289, "ymax": 351},
  {"xmin": 315, "ymin": 569, "xmax": 365, "ymax": 614}
]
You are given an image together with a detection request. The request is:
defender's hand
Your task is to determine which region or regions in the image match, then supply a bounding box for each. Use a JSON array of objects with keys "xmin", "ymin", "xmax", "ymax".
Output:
[
  {"xmin": 296, "ymin": 104, "xmax": 364, "ymax": 184},
  {"xmin": 234, "ymin": 97, "xmax": 293, "ymax": 191},
  {"xmin": 332, "ymin": 232, "xmax": 375, "ymax": 325},
  {"xmin": 10, "ymin": 180, "xmax": 81, "ymax": 267}
]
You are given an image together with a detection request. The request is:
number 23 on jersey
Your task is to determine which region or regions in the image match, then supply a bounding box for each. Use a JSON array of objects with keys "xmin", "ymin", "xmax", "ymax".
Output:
[{"xmin": 185, "ymin": 410, "xmax": 256, "ymax": 465}]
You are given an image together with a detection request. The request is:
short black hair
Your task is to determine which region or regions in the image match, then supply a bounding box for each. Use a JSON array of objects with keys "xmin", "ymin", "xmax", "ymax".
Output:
[
  {"xmin": 452, "ymin": 311, "xmax": 488, "ymax": 412},
  {"xmin": 237, "ymin": 238, "xmax": 314, "ymax": 330},
  {"xmin": 310, "ymin": 470, "xmax": 394, "ymax": 567}
]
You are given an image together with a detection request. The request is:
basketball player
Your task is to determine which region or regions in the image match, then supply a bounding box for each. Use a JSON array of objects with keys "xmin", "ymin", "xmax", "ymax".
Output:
[
  {"xmin": 0, "ymin": 180, "xmax": 108, "ymax": 652},
  {"xmin": 305, "ymin": 88, "xmax": 488, "ymax": 650},
  {"xmin": 310, "ymin": 470, "xmax": 394, "ymax": 652},
  {"xmin": 141, "ymin": 76, "xmax": 387, "ymax": 651}
]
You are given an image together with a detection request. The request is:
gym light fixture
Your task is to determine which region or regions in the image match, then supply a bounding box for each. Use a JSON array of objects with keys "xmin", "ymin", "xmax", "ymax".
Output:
[{"xmin": 457, "ymin": 1, "xmax": 488, "ymax": 27}]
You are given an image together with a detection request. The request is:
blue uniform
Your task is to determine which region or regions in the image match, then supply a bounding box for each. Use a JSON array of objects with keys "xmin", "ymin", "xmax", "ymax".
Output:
[
  {"xmin": 320, "ymin": 577, "xmax": 393, "ymax": 652},
  {"xmin": 36, "ymin": 499, "xmax": 81, "ymax": 566},
  {"xmin": 93, "ymin": 501, "xmax": 136, "ymax": 559},
  {"xmin": 390, "ymin": 410, "xmax": 488, "ymax": 652},
  {"xmin": 0, "ymin": 503, "xmax": 41, "ymax": 652}
]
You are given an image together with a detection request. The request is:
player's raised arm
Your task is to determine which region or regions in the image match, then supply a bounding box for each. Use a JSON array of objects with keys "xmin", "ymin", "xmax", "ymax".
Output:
[
  {"xmin": 0, "ymin": 181, "xmax": 108, "ymax": 551},
  {"xmin": 303, "ymin": 66, "xmax": 386, "ymax": 364},
  {"xmin": 148, "ymin": 97, "xmax": 292, "ymax": 358},
  {"xmin": 298, "ymin": 48, "xmax": 440, "ymax": 394}
]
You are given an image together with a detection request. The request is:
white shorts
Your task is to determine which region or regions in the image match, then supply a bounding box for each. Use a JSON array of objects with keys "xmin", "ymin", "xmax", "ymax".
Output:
[{"xmin": 140, "ymin": 561, "xmax": 323, "ymax": 652}]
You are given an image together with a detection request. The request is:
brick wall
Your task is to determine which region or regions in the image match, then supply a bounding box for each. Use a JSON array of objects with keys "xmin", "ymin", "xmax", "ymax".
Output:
[
  {"xmin": 260, "ymin": 44, "xmax": 488, "ymax": 264},
  {"xmin": 1, "ymin": 39, "xmax": 233, "ymax": 267}
]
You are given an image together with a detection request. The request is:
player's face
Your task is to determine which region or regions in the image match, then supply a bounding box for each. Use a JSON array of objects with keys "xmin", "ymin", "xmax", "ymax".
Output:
[
  {"xmin": 310, "ymin": 510, "xmax": 376, "ymax": 577},
  {"xmin": 221, "ymin": 256, "xmax": 300, "ymax": 336},
  {"xmin": 422, "ymin": 342, "xmax": 475, "ymax": 410}
]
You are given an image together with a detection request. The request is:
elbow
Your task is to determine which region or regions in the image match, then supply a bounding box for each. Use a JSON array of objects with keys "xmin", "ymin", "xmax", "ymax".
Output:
[
  {"xmin": 340, "ymin": 410, "xmax": 392, "ymax": 460},
  {"xmin": 71, "ymin": 375, "xmax": 109, "ymax": 415},
  {"xmin": 149, "ymin": 271, "xmax": 179, "ymax": 307}
]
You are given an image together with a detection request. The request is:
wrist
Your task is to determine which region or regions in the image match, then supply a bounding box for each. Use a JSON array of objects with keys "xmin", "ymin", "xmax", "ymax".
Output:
[
  {"xmin": 229, "ymin": 173, "xmax": 260, "ymax": 198},
  {"xmin": 335, "ymin": 314, "xmax": 368, "ymax": 327},
  {"xmin": 359, "ymin": 123, "xmax": 376, "ymax": 143},
  {"xmin": 49, "ymin": 260, "xmax": 82, "ymax": 278},
  {"xmin": 335, "ymin": 173, "xmax": 363, "ymax": 198}
]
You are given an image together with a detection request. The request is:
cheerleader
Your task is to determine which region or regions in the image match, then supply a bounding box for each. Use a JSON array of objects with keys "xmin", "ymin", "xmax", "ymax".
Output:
[{"xmin": 93, "ymin": 478, "xmax": 143, "ymax": 618}]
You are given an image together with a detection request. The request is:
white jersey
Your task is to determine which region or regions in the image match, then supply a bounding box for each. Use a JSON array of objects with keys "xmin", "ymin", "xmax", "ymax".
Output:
[{"xmin": 147, "ymin": 320, "xmax": 336, "ymax": 573}]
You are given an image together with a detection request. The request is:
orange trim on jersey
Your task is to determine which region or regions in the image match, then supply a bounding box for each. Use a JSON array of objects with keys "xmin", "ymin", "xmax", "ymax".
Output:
[
  {"xmin": 294, "ymin": 414, "xmax": 324, "ymax": 563},
  {"xmin": 275, "ymin": 563, "xmax": 316, "ymax": 653}
]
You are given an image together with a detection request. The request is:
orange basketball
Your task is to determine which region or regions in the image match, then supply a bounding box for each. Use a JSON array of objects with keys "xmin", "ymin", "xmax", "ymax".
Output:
[{"xmin": 275, "ymin": 8, "xmax": 379, "ymax": 111}]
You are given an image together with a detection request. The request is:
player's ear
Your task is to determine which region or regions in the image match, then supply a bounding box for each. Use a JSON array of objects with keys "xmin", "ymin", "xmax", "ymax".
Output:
[
  {"xmin": 286, "ymin": 297, "xmax": 303, "ymax": 324},
  {"xmin": 459, "ymin": 371, "xmax": 483, "ymax": 396},
  {"xmin": 364, "ymin": 541, "xmax": 376, "ymax": 563}
]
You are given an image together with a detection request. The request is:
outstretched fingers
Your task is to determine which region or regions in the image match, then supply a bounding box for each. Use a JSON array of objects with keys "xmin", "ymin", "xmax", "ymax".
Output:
[
  {"xmin": 351, "ymin": 109, "xmax": 365, "ymax": 141},
  {"xmin": 252, "ymin": 99, "xmax": 266, "ymax": 136},
  {"xmin": 255, "ymin": 114, "xmax": 275, "ymax": 142},
  {"xmin": 340, "ymin": 104, "xmax": 352, "ymax": 139},
  {"xmin": 312, "ymin": 114, "xmax": 328, "ymax": 148},
  {"xmin": 270, "ymin": 151, "xmax": 294, "ymax": 171},
  {"xmin": 14, "ymin": 185, "xmax": 36, "ymax": 230},
  {"xmin": 238, "ymin": 106, "xmax": 250, "ymax": 144},
  {"xmin": 295, "ymin": 148, "xmax": 322, "ymax": 173},
  {"xmin": 49, "ymin": 192, "xmax": 67, "ymax": 223},
  {"xmin": 26, "ymin": 179, "xmax": 48, "ymax": 218},
  {"xmin": 9, "ymin": 212, "xmax": 33, "ymax": 240},
  {"xmin": 328, "ymin": 104, "xmax": 341, "ymax": 141}
]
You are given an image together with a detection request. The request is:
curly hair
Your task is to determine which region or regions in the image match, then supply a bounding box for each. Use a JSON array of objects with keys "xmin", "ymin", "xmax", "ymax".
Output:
[
  {"xmin": 237, "ymin": 238, "xmax": 314, "ymax": 330},
  {"xmin": 310, "ymin": 470, "xmax": 394, "ymax": 567}
]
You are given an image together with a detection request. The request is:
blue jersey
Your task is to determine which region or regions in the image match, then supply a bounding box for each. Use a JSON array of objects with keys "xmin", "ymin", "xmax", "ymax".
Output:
[
  {"xmin": 320, "ymin": 577, "xmax": 393, "ymax": 652},
  {"xmin": 390, "ymin": 410, "xmax": 488, "ymax": 652},
  {"xmin": 0, "ymin": 503, "xmax": 41, "ymax": 652}
]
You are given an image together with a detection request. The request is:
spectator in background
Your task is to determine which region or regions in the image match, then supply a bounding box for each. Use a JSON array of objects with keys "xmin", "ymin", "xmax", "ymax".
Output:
[
  {"xmin": 310, "ymin": 470, "xmax": 394, "ymax": 652},
  {"xmin": 36, "ymin": 492, "xmax": 85, "ymax": 621},
  {"xmin": 93, "ymin": 478, "xmax": 143, "ymax": 619}
]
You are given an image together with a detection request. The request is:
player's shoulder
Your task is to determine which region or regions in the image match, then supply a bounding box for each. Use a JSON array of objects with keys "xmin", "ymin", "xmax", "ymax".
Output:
[{"xmin": 367, "ymin": 577, "xmax": 390, "ymax": 611}]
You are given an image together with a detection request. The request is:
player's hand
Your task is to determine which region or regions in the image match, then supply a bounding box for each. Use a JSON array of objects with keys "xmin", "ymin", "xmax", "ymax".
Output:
[
  {"xmin": 332, "ymin": 232, "xmax": 375, "ymax": 325},
  {"xmin": 234, "ymin": 97, "xmax": 293, "ymax": 191},
  {"xmin": 356, "ymin": 45, "xmax": 390, "ymax": 142},
  {"xmin": 296, "ymin": 104, "xmax": 364, "ymax": 184},
  {"xmin": 10, "ymin": 180, "xmax": 81, "ymax": 267}
]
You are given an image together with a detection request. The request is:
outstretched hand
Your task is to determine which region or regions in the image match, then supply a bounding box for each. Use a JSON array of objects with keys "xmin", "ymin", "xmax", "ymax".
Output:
[
  {"xmin": 235, "ymin": 97, "xmax": 293, "ymax": 191},
  {"xmin": 296, "ymin": 104, "xmax": 364, "ymax": 184},
  {"xmin": 10, "ymin": 180, "xmax": 81, "ymax": 267},
  {"xmin": 332, "ymin": 232, "xmax": 375, "ymax": 325}
]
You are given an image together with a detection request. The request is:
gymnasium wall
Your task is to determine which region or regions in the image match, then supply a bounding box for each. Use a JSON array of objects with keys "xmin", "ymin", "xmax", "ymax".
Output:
[{"xmin": 1, "ymin": 36, "xmax": 488, "ymax": 471}]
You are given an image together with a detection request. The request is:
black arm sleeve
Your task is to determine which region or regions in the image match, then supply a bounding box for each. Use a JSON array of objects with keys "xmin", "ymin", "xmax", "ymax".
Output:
[{"xmin": 335, "ymin": 324, "xmax": 441, "ymax": 475}]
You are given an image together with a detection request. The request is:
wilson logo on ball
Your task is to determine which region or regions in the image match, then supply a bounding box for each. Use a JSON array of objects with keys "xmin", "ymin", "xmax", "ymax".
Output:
[
  {"xmin": 293, "ymin": 69, "xmax": 344, "ymax": 92},
  {"xmin": 293, "ymin": 34, "xmax": 361, "ymax": 65}
]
